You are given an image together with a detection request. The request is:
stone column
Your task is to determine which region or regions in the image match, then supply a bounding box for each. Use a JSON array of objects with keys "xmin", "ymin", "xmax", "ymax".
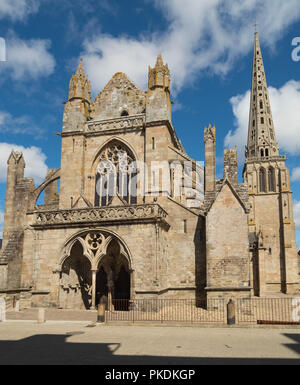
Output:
[
  {"xmin": 130, "ymin": 269, "xmax": 135, "ymax": 300},
  {"xmin": 53, "ymin": 268, "xmax": 62, "ymax": 308},
  {"xmin": 204, "ymin": 124, "xmax": 216, "ymax": 194},
  {"xmin": 258, "ymin": 248, "xmax": 267, "ymax": 296},
  {"xmin": 91, "ymin": 270, "xmax": 97, "ymax": 310}
]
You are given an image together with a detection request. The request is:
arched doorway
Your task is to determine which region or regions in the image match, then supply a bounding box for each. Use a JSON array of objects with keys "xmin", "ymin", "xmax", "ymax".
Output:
[
  {"xmin": 60, "ymin": 241, "xmax": 92, "ymax": 310},
  {"xmin": 115, "ymin": 266, "xmax": 130, "ymax": 300},
  {"xmin": 97, "ymin": 239, "xmax": 131, "ymax": 310},
  {"xmin": 96, "ymin": 266, "xmax": 108, "ymax": 306},
  {"xmin": 59, "ymin": 230, "xmax": 132, "ymax": 311}
]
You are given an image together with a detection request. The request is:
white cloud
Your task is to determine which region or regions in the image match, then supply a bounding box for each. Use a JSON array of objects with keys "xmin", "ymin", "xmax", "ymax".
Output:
[
  {"xmin": 0, "ymin": 110, "xmax": 41, "ymax": 136},
  {"xmin": 0, "ymin": 0, "xmax": 39, "ymax": 22},
  {"xmin": 225, "ymin": 81, "xmax": 300, "ymax": 159},
  {"xmin": 292, "ymin": 168, "xmax": 300, "ymax": 182},
  {"xmin": 0, "ymin": 143, "xmax": 48, "ymax": 185},
  {"xmin": 79, "ymin": 0, "xmax": 300, "ymax": 94},
  {"xmin": 294, "ymin": 201, "xmax": 300, "ymax": 230},
  {"xmin": 0, "ymin": 34, "xmax": 55, "ymax": 80}
]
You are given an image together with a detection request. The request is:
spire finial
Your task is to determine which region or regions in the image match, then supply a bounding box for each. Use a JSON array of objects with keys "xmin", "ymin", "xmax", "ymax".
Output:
[
  {"xmin": 68, "ymin": 57, "xmax": 91, "ymax": 102},
  {"xmin": 254, "ymin": 17, "xmax": 258, "ymax": 34},
  {"xmin": 156, "ymin": 54, "xmax": 164, "ymax": 67},
  {"xmin": 148, "ymin": 53, "xmax": 170, "ymax": 91}
]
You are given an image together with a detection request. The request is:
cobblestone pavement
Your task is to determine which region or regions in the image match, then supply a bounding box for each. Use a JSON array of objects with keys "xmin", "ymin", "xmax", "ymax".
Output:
[{"xmin": 0, "ymin": 322, "xmax": 299, "ymax": 365}]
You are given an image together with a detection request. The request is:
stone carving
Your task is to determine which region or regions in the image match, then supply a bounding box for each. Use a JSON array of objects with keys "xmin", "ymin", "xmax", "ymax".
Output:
[
  {"xmin": 86, "ymin": 115, "xmax": 145, "ymax": 134},
  {"xmin": 33, "ymin": 204, "xmax": 167, "ymax": 227},
  {"xmin": 204, "ymin": 124, "xmax": 216, "ymax": 143}
]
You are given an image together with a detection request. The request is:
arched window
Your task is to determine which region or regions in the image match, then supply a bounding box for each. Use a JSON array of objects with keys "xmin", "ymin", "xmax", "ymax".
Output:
[
  {"xmin": 260, "ymin": 149, "xmax": 264, "ymax": 158},
  {"xmin": 259, "ymin": 168, "xmax": 267, "ymax": 193},
  {"xmin": 265, "ymin": 148, "xmax": 269, "ymax": 157},
  {"xmin": 121, "ymin": 110, "xmax": 129, "ymax": 117},
  {"xmin": 268, "ymin": 167, "xmax": 276, "ymax": 192},
  {"xmin": 95, "ymin": 141, "xmax": 137, "ymax": 206}
]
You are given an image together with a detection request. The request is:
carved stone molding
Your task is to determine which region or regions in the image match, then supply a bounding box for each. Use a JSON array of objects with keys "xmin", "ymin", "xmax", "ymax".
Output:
[
  {"xmin": 86, "ymin": 114, "xmax": 145, "ymax": 134},
  {"xmin": 31, "ymin": 204, "xmax": 168, "ymax": 228}
]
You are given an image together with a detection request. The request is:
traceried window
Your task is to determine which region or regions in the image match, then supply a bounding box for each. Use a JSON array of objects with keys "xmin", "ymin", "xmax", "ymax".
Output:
[
  {"xmin": 95, "ymin": 141, "xmax": 137, "ymax": 207},
  {"xmin": 268, "ymin": 167, "xmax": 276, "ymax": 192},
  {"xmin": 259, "ymin": 167, "xmax": 267, "ymax": 193}
]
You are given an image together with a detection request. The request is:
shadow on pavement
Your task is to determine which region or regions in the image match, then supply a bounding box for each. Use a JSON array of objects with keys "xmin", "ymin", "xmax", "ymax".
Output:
[
  {"xmin": 282, "ymin": 334, "xmax": 300, "ymax": 356},
  {"xmin": 0, "ymin": 334, "xmax": 299, "ymax": 365}
]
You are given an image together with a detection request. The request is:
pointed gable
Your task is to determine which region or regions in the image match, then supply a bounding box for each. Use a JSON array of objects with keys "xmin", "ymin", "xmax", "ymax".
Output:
[
  {"xmin": 91, "ymin": 73, "xmax": 146, "ymax": 121},
  {"xmin": 72, "ymin": 195, "xmax": 93, "ymax": 209},
  {"xmin": 207, "ymin": 179, "xmax": 250, "ymax": 215}
]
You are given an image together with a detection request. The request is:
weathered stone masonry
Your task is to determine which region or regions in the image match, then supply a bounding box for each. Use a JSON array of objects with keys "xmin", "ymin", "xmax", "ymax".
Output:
[{"xmin": 0, "ymin": 33, "xmax": 299, "ymax": 310}]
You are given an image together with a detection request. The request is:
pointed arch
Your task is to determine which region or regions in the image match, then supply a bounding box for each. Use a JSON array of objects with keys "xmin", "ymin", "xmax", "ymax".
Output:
[
  {"xmin": 59, "ymin": 228, "xmax": 132, "ymax": 271},
  {"xmin": 268, "ymin": 166, "xmax": 276, "ymax": 192},
  {"xmin": 60, "ymin": 236, "xmax": 93, "ymax": 268},
  {"xmin": 91, "ymin": 136, "xmax": 139, "ymax": 169},
  {"xmin": 93, "ymin": 139, "xmax": 138, "ymax": 206},
  {"xmin": 259, "ymin": 167, "xmax": 267, "ymax": 193}
]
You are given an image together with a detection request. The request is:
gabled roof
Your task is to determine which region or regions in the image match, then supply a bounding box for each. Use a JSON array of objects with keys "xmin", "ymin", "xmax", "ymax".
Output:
[
  {"xmin": 91, "ymin": 73, "xmax": 146, "ymax": 120},
  {"xmin": 204, "ymin": 178, "xmax": 250, "ymax": 215}
]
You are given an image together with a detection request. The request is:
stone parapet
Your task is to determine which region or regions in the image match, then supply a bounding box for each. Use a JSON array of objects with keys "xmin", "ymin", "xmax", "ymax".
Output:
[
  {"xmin": 245, "ymin": 155, "xmax": 286, "ymax": 164},
  {"xmin": 85, "ymin": 114, "xmax": 145, "ymax": 135},
  {"xmin": 31, "ymin": 204, "xmax": 168, "ymax": 228}
]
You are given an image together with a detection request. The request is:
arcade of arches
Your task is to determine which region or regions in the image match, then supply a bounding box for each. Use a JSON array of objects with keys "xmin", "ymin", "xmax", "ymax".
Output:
[{"xmin": 59, "ymin": 231, "xmax": 132, "ymax": 310}]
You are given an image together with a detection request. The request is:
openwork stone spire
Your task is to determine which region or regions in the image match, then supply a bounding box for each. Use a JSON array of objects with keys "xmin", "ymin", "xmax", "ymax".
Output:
[
  {"xmin": 68, "ymin": 58, "xmax": 91, "ymax": 102},
  {"xmin": 246, "ymin": 32, "xmax": 279, "ymax": 160}
]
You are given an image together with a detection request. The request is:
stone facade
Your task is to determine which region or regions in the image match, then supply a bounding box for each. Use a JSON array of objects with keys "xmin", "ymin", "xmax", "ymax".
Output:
[
  {"xmin": 0, "ymin": 34, "xmax": 299, "ymax": 311},
  {"xmin": 244, "ymin": 33, "xmax": 299, "ymax": 296}
]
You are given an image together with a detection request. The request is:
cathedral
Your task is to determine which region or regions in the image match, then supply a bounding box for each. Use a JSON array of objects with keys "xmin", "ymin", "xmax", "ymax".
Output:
[{"xmin": 0, "ymin": 33, "xmax": 299, "ymax": 311}]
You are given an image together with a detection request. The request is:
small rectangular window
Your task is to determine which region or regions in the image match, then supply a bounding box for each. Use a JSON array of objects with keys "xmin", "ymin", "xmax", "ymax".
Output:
[
  {"xmin": 152, "ymin": 137, "xmax": 155, "ymax": 150},
  {"xmin": 183, "ymin": 220, "xmax": 187, "ymax": 234}
]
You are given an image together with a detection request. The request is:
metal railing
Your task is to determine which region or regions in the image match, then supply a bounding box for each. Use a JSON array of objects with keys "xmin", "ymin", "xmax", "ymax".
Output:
[
  {"xmin": 106, "ymin": 299, "xmax": 226, "ymax": 324},
  {"xmin": 236, "ymin": 298, "xmax": 300, "ymax": 325},
  {"xmin": 105, "ymin": 298, "xmax": 300, "ymax": 325}
]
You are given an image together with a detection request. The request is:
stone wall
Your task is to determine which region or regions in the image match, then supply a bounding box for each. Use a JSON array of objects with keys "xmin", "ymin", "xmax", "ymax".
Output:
[{"xmin": 206, "ymin": 182, "xmax": 251, "ymax": 298}]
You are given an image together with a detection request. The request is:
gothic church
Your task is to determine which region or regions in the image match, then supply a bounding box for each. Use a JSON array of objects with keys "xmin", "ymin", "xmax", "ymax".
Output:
[{"xmin": 0, "ymin": 33, "xmax": 299, "ymax": 310}]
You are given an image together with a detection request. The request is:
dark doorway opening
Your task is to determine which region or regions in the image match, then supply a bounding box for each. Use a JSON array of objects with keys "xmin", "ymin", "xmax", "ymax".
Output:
[
  {"xmin": 96, "ymin": 267, "xmax": 108, "ymax": 307},
  {"xmin": 253, "ymin": 250, "xmax": 260, "ymax": 297},
  {"xmin": 114, "ymin": 266, "xmax": 130, "ymax": 310}
]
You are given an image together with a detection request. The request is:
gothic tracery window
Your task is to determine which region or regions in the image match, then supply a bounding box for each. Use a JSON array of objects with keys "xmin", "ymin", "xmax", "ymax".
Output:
[
  {"xmin": 268, "ymin": 167, "xmax": 276, "ymax": 192},
  {"xmin": 95, "ymin": 141, "xmax": 137, "ymax": 206},
  {"xmin": 259, "ymin": 167, "xmax": 267, "ymax": 193}
]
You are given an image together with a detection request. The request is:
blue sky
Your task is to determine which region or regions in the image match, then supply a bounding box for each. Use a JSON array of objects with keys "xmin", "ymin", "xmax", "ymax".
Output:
[{"xmin": 0, "ymin": 0, "xmax": 299, "ymax": 247}]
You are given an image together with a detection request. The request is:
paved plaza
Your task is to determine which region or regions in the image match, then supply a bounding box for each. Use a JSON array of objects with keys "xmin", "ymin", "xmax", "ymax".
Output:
[{"xmin": 0, "ymin": 322, "xmax": 299, "ymax": 365}]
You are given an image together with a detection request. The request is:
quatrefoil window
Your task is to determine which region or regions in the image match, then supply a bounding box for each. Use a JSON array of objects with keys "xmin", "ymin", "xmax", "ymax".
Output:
[{"xmin": 86, "ymin": 232, "xmax": 104, "ymax": 251}]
